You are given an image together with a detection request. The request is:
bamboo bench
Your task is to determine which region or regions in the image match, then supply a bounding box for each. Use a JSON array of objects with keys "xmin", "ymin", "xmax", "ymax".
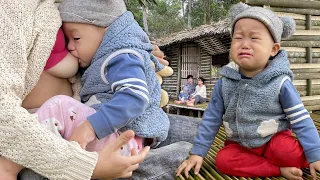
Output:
[
  {"xmin": 166, "ymin": 102, "xmax": 208, "ymax": 118},
  {"xmin": 176, "ymin": 112, "xmax": 320, "ymax": 180}
]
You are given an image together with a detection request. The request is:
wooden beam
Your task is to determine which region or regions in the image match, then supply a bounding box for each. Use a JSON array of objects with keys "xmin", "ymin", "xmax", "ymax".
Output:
[
  {"xmin": 246, "ymin": 0, "xmax": 320, "ymax": 9},
  {"xmin": 176, "ymin": 44, "xmax": 182, "ymax": 97},
  {"xmin": 281, "ymin": 41, "xmax": 320, "ymax": 48},
  {"xmin": 290, "ymin": 64, "xmax": 320, "ymax": 69},
  {"xmin": 271, "ymin": 7, "xmax": 320, "ymax": 16}
]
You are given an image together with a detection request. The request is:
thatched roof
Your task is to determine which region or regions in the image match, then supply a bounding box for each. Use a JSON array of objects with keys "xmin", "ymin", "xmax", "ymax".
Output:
[{"xmin": 157, "ymin": 18, "xmax": 231, "ymax": 48}]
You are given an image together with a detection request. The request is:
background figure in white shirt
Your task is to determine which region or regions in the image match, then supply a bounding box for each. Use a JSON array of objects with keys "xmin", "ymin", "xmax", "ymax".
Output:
[{"xmin": 186, "ymin": 77, "xmax": 206, "ymax": 106}]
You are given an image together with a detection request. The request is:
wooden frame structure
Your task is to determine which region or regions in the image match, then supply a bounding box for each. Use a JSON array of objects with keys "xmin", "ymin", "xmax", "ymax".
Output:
[{"xmin": 157, "ymin": 19, "xmax": 231, "ymax": 99}]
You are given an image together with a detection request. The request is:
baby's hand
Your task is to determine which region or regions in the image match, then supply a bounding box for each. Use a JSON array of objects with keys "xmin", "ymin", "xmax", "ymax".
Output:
[
  {"xmin": 310, "ymin": 160, "xmax": 320, "ymax": 180},
  {"xmin": 69, "ymin": 120, "xmax": 96, "ymax": 149},
  {"xmin": 175, "ymin": 155, "xmax": 203, "ymax": 178}
]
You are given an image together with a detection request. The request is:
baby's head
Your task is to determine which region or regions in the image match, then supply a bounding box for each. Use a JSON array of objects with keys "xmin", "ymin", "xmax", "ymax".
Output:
[
  {"xmin": 230, "ymin": 3, "xmax": 296, "ymax": 75},
  {"xmin": 59, "ymin": 0, "xmax": 127, "ymax": 68},
  {"xmin": 183, "ymin": 86, "xmax": 188, "ymax": 94}
]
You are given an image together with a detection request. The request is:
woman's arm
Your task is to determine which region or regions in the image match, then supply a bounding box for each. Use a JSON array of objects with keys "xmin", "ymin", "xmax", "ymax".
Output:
[{"xmin": 0, "ymin": 2, "xmax": 98, "ymax": 179}]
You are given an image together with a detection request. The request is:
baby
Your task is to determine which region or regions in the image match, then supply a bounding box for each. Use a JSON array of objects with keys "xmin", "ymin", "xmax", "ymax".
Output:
[{"xmin": 175, "ymin": 86, "xmax": 190, "ymax": 104}]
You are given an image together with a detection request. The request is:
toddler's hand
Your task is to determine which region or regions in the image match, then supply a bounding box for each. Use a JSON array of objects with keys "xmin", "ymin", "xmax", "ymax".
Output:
[
  {"xmin": 69, "ymin": 120, "xmax": 96, "ymax": 149},
  {"xmin": 310, "ymin": 160, "xmax": 320, "ymax": 180},
  {"xmin": 175, "ymin": 155, "xmax": 203, "ymax": 178}
]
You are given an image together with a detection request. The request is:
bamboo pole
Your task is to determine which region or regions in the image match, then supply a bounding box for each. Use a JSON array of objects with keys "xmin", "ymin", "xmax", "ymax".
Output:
[
  {"xmin": 290, "ymin": 64, "xmax": 320, "ymax": 69},
  {"xmin": 176, "ymin": 44, "xmax": 182, "ymax": 97},
  {"xmin": 306, "ymin": 15, "xmax": 313, "ymax": 96},
  {"xmin": 281, "ymin": 41, "xmax": 320, "ymax": 48},
  {"xmin": 294, "ymin": 30, "xmax": 320, "ymax": 36},
  {"xmin": 293, "ymin": 79, "xmax": 320, "ymax": 86},
  {"xmin": 246, "ymin": 0, "xmax": 320, "ymax": 9},
  {"xmin": 294, "ymin": 73, "xmax": 320, "ymax": 80},
  {"xmin": 271, "ymin": 7, "xmax": 320, "ymax": 16},
  {"xmin": 292, "ymin": 69, "xmax": 320, "ymax": 73},
  {"xmin": 289, "ymin": 58, "xmax": 320, "ymax": 64},
  {"xmin": 288, "ymin": 36, "xmax": 320, "ymax": 41},
  {"xmin": 276, "ymin": 12, "xmax": 305, "ymax": 20}
]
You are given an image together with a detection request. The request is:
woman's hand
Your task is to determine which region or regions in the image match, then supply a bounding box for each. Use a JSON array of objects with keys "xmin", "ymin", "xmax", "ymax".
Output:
[
  {"xmin": 92, "ymin": 130, "xmax": 150, "ymax": 179},
  {"xmin": 152, "ymin": 44, "xmax": 169, "ymax": 66}
]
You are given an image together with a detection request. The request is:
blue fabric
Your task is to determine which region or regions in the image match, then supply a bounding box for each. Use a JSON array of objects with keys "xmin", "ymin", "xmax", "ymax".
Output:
[
  {"xmin": 191, "ymin": 79, "xmax": 224, "ymax": 157},
  {"xmin": 178, "ymin": 91, "xmax": 189, "ymax": 100},
  {"xmin": 280, "ymin": 80, "xmax": 320, "ymax": 163},
  {"xmin": 81, "ymin": 11, "xmax": 169, "ymax": 143},
  {"xmin": 220, "ymin": 50, "xmax": 292, "ymax": 148},
  {"xmin": 183, "ymin": 83, "xmax": 196, "ymax": 95}
]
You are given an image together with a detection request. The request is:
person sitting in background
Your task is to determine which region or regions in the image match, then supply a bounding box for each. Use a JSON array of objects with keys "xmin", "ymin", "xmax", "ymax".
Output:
[
  {"xmin": 186, "ymin": 77, "xmax": 206, "ymax": 106},
  {"xmin": 175, "ymin": 86, "xmax": 190, "ymax": 104},
  {"xmin": 184, "ymin": 75, "xmax": 196, "ymax": 95}
]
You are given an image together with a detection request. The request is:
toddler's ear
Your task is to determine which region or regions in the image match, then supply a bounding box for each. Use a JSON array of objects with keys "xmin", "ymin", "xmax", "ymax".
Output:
[
  {"xmin": 281, "ymin": 16, "xmax": 296, "ymax": 40},
  {"xmin": 230, "ymin": 2, "xmax": 250, "ymax": 21}
]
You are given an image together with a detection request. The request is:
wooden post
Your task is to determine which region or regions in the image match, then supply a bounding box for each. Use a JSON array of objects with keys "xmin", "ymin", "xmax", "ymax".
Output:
[
  {"xmin": 198, "ymin": 111, "xmax": 201, "ymax": 118},
  {"xmin": 189, "ymin": 110, "xmax": 194, "ymax": 117},
  {"xmin": 176, "ymin": 44, "xmax": 182, "ymax": 97},
  {"xmin": 306, "ymin": 15, "xmax": 313, "ymax": 96}
]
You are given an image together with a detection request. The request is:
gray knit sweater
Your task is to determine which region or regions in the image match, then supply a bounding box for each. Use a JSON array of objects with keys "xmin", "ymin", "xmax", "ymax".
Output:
[{"xmin": 220, "ymin": 50, "xmax": 294, "ymax": 148}]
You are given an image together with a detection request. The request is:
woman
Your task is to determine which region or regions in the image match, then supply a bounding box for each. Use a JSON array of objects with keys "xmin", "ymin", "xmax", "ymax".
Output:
[{"xmin": 186, "ymin": 77, "xmax": 207, "ymax": 106}]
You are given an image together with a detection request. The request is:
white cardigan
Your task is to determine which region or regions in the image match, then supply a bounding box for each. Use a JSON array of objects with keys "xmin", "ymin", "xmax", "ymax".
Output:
[
  {"xmin": 0, "ymin": 0, "xmax": 97, "ymax": 179},
  {"xmin": 192, "ymin": 85, "xmax": 207, "ymax": 98}
]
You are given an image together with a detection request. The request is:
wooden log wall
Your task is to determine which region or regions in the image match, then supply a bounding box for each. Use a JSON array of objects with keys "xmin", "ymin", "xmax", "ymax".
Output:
[
  {"xmin": 246, "ymin": 0, "xmax": 320, "ymax": 111},
  {"xmin": 199, "ymin": 47, "xmax": 213, "ymax": 99},
  {"xmin": 161, "ymin": 44, "xmax": 180, "ymax": 99}
]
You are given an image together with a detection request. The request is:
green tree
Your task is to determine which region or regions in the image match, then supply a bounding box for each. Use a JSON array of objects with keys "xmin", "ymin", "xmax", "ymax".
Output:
[
  {"xmin": 191, "ymin": 0, "xmax": 240, "ymax": 27},
  {"xmin": 147, "ymin": 0, "xmax": 185, "ymax": 38},
  {"xmin": 125, "ymin": 0, "xmax": 157, "ymax": 34}
]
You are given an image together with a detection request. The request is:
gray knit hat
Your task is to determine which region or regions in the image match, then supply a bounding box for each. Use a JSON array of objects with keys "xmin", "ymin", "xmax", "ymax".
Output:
[
  {"xmin": 230, "ymin": 2, "xmax": 296, "ymax": 43},
  {"xmin": 59, "ymin": 0, "xmax": 127, "ymax": 27}
]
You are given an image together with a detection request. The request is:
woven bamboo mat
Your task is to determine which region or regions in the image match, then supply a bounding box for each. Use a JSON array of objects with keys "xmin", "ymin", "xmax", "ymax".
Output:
[{"xmin": 176, "ymin": 113, "xmax": 320, "ymax": 180}]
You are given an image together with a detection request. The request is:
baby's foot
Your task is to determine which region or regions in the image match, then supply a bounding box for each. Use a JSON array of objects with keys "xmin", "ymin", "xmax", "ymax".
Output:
[
  {"xmin": 0, "ymin": 157, "xmax": 23, "ymax": 180},
  {"xmin": 280, "ymin": 167, "xmax": 303, "ymax": 180}
]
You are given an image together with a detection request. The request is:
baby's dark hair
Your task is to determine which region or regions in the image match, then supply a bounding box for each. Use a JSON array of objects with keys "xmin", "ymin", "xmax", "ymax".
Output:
[
  {"xmin": 198, "ymin": 77, "xmax": 205, "ymax": 83},
  {"xmin": 187, "ymin": 75, "xmax": 193, "ymax": 79}
]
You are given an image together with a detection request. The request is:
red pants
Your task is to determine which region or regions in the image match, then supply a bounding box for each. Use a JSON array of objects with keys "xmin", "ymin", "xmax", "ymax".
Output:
[{"xmin": 215, "ymin": 130, "xmax": 308, "ymax": 177}]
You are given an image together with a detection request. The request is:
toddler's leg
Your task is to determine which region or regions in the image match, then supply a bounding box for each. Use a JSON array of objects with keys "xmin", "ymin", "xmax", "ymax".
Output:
[
  {"xmin": 215, "ymin": 141, "xmax": 280, "ymax": 177},
  {"xmin": 264, "ymin": 130, "xmax": 307, "ymax": 180},
  {"xmin": 264, "ymin": 130, "xmax": 308, "ymax": 167},
  {"xmin": 36, "ymin": 95, "xmax": 96, "ymax": 140},
  {"xmin": 0, "ymin": 156, "xmax": 23, "ymax": 180},
  {"xmin": 36, "ymin": 95, "xmax": 140, "ymax": 154}
]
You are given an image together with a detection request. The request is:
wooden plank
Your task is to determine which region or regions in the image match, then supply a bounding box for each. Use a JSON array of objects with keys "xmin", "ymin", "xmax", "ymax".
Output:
[
  {"xmin": 293, "ymin": 79, "xmax": 320, "ymax": 85},
  {"xmin": 290, "ymin": 64, "xmax": 320, "ymax": 69},
  {"xmin": 177, "ymin": 44, "xmax": 182, "ymax": 97},
  {"xmin": 294, "ymin": 30, "xmax": 320, "ymax": 36},
  {"xmin": 246, "ymin": 0, "xmax": 320, "ymax": 9},
  {"xmin": 166, "ymin": 104, "xmax": 206, "ymax": 111},
  {"xmin": 271, "ymin": 7, "xmax": 320, "ymax": 15}
]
